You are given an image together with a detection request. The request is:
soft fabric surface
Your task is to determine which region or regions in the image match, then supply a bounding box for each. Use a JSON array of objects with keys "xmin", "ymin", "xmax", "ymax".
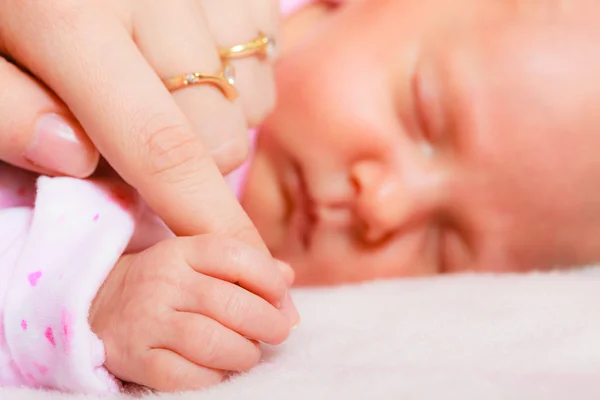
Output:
[{"xmin": 3, "ymin": 268, "xmax": 600, "ymax": 399}]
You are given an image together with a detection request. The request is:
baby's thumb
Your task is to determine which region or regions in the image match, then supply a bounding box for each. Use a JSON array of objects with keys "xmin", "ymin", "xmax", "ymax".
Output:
[{"xmin": 0, "ymin": 57, "xmax": 99, "ymax": 177}]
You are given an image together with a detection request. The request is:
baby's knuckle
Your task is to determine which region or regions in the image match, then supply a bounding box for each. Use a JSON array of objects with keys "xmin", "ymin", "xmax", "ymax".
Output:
[
  {"xmin": 147, "ymin": 353, "xmax": 165, "ymax": 377},
  {"xmin": 218, "ymin": 239, "xmax": 244, "ymax": 266},
  {"xmin": 148, "ymin": 355, "xmax": 182, "ymax": 390},
  {"xmin": 223, "ymin": 292, "xmax": 248, "ymax": 319},
  {"xmin": 158, "ymin": 372, "xmax": 179, "ymax": 391},
  {"xmin": 197, "ymin": 325, "xmax": 222, "ymax": 364},
  {"xmin": 164, "ymin": 368, "xmax": 194, "ymax": 391},
  {"xmin": 127, "ymin": 254, "xmax": 180, "ymax": 296},
  {"xmin": 159, "ymin": 265, "xmax": 186, "ymax": 290}
]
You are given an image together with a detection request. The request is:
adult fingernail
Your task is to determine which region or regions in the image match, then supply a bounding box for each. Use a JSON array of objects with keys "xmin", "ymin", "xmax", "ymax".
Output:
[
  {"xmin": 25, "ymin": 113, "xmax": 97, "ymax": 176},
  {"xmin": 275, "ymin": 260, "xmax": 295, "ymax": 287},
  {"xmin": 279, "ymin": 290, "xmax": 301, "ymax": 328}
]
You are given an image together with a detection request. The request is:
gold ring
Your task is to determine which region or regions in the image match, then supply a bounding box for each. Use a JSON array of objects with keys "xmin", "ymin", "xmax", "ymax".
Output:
[
  {"xmin": 219, "ymin": 31, "xmax": 275, "ymax": 60},
  {"xmin": 162, "ymin": 62, "xmax": 238, "ymax": 101}
]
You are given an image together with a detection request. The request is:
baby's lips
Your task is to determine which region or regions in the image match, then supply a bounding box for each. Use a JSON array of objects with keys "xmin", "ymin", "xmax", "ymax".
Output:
[
  {"xmin": 275, "ymin": 260, "xmax": 295, "ymax": 286},
  {"xmin": 279, "ymin": 291, "xmax": 301, "ymax": 329}
]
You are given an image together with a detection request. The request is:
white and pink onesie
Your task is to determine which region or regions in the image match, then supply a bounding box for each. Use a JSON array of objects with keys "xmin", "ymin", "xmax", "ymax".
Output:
[{"xmin": 0, "ymin": 0, "xmax": 339, "ymax": 394}]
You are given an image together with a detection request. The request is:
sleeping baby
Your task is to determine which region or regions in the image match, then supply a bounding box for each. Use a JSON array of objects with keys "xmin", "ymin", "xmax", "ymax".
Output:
[
  {"xmin": 2, "ymin": 0, "xmax": 600, "ymax": 395},
  {"xmin": 242, "ymin": 0, "xmax": 600, "ymax": 284}
]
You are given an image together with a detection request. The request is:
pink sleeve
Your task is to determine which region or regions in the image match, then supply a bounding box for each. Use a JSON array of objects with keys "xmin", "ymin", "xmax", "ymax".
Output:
[{"xmin": 0, "ymin": 164, "xmax": 140, "ymax": 394}]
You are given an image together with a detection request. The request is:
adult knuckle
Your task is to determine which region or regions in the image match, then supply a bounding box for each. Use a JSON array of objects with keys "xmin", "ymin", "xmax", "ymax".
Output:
[
  {"xmin": 45, "ymin": 1, "xmax": 91, "ymax": 29},
  {"xmin": 246, "ymin": 84, "xmax": 276, "ymax": 128},
  {"xmin": 227, "ymin": 222, "xmax": 262, "ymax": 247},
  {"xmin": 139, "ymin": 118, "xmax": 208, "ymax": 179},
  {"xmin": 262, "ymin": 85, "xmax": 277, "ymax": 118},
  {"xmin": 2, "ymin": 0, "xmax": 89, "ymax": 55},
  {"xmin": 262, "ymin": 0, "xmax": 278, "ymax": 11},
  {"xmin": 250, "ymin": 0, "xmax": 279, "ymax": 25},
  {"xmin": 213, "ymin": 135, "xmax": 250, "ymax": 175}
]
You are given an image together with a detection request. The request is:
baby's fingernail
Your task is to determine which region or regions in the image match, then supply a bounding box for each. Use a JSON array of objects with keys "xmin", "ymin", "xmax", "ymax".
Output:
[
  {"xmin": 275, "ymin": 260, "xmax": 295, "ymax": 286},
  {"xmin": 25, "ymin": 113, "xmax": 96, "ymax": 176},
  {"xmin": 280, "ymin": 290, "xmax": 300, "ymax": 327}
]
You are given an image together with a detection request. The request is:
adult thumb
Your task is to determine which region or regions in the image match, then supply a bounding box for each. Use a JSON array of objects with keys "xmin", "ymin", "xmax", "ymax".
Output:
[{"xmin": 0, "ymin": 57, "xmax": 99, "ymax": 177}]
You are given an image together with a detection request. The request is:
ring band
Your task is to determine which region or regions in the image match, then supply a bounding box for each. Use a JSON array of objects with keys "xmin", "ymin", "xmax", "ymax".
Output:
[
  {"xmin": 219, "ymin": 31, "xmax": 275, "ymax": 60},
  {"xmin": 162, "ymin": 62, "xmax": 238, "ymax": 101}
]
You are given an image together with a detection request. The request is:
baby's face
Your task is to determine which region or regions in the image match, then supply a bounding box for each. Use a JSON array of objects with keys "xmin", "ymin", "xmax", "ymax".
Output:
[{"xmin": 241, "ymin": 0, "xmax": 600, "ymax": 285}]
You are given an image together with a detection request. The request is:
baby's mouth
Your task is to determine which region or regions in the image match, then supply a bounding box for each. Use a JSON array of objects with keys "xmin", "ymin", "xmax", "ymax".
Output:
[{"xmin": 283, "ymin": 162, "xmax": 317, "ymax": 251}]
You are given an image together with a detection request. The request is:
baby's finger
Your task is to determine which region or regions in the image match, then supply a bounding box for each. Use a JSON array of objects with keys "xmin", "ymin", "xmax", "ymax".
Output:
[
  {"xmin": 200, "ymin": 0, "xmax": 278, "ymax": 127},
  {"xmin": 181, "ymin": 235, "xmax": 291, "ymax": 306},
  {"xmin": 137, "ymin": 348, "xmax": 224, "ymax": 392},
  {"xmin": 163, "ymin": 312, "xmax": 261, "ymax": 372},
  {"xmin": 0, "ymin": 57, "xmax": 98, "ymax": 176},
  {"xmin": 181, "ymin": 274, "xmax": 292, "ymax": 344}
]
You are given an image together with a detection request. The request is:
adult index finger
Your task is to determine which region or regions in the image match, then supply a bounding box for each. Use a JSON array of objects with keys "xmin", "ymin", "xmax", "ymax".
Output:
[{"xmin": 3, "ymin": 3, "xmax": 268, "ymax": 250}]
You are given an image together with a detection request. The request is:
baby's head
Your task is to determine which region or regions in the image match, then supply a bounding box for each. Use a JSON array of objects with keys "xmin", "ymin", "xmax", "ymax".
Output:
[{"xmin": 241, "ymin": 0, "xmax": 600, "ymax": 285}]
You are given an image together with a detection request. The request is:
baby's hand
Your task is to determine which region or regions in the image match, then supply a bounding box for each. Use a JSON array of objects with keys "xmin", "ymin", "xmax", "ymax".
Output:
[{"xmin": 89, "ymin": 235, "xmax": 298, "ymax": 392}]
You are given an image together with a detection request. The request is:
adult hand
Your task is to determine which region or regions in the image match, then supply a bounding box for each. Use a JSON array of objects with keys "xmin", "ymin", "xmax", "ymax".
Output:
[{"xmin": 0, "ymin": 0, "xmax": 279, "ymax": 250}]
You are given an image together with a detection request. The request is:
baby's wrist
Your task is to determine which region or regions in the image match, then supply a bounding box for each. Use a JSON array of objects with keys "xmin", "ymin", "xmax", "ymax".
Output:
[{"xmin": 89, "ymin": 254, "xmax": 132, "ymax": 343}]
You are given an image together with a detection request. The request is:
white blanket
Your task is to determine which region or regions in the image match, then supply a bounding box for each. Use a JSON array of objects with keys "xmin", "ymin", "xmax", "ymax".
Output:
[{"xmin": 4, "ymin": 269, "xmax": 600, "ymax": 399}]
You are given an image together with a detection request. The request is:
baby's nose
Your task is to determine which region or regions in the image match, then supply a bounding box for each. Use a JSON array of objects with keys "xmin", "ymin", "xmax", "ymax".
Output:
[{"xmin": 351, "ymin": 160, "xmax": 442, "ymax": 244}]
